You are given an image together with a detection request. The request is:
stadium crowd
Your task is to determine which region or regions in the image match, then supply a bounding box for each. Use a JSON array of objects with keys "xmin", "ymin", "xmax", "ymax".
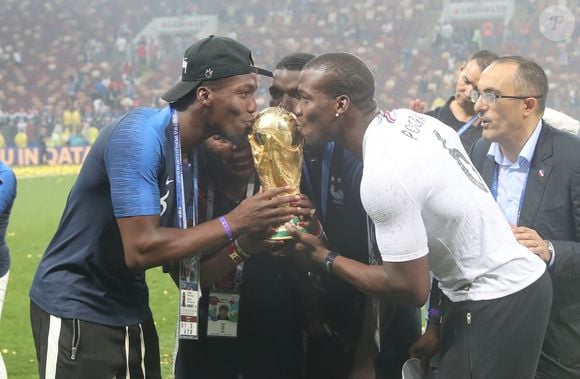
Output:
[
  {"xmin": 0, "ymin": 0, "xmax": 578, "ymax": 151},
  {"xmin": 0, "ymin": 0, "xmax": 577, "ymax": 378}
]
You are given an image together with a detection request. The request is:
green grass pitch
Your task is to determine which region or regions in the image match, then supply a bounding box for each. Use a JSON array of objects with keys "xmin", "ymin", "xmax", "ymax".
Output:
[{"xmin": 0, "ymin": 175, "xmax": 178, "ymax": 378}]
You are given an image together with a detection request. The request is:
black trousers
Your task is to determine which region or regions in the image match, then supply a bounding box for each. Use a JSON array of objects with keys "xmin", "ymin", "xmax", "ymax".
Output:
[
  {"xmin": 30, "ymin": 301, "xmax": 161, "ymax": 379},
  {"xmin": 376, "ymin": 304, "xmax": 422, "ymax": 379},
  {"xmin": 438, "ymin": 271, "xmax": 552, "ymax": 379},
  {"xmin": 305, "ymin": 304, "xmax": 421, "ymax": 379}
]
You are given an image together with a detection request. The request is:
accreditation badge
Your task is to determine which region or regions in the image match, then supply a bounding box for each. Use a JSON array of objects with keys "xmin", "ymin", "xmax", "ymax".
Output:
[
  {"xmin": 178, "ymin": 256, "xmax": 201, "ymax": 339},
  {"xmin": 206, "ymin": 289, "xmax": 240, "ymax": 338},
  {"xmin": 207, "ymin": 262, "xmax": 243, "ymax": 338}
]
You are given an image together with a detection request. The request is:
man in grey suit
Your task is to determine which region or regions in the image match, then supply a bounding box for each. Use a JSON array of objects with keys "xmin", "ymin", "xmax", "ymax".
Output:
[{"xmin": 470, "ymin": 55, "xmax": 580, "ymax": 379}]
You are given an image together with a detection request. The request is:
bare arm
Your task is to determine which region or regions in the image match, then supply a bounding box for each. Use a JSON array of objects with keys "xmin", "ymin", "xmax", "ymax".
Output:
[
  {"xmin": 286, "ymin": 224, "xmax": 430, "ymax": 307},
  {"xmin": 167, "ymin": 194, "xmax": 316, "ymax": 288},
  {"xmin": 118, "ymin": 188, "xmax": 296, "ymax": 271},
  {"xmin": 198, "ymin": 245, "xmax": 240, "ymax": 289},
  {"xmin": 334, "ymin": 255, "xmax": 429, "ymax": 307},
  {"xmin": 198, "ymin": 235, "xmax": 284, "ymax": 289},
  {"xmin": 408, "ymin": 278, "xmax": 448, "ymax": 374}
]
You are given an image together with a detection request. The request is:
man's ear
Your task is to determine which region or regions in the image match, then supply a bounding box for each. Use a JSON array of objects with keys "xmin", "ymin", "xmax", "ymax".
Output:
[
  {"xmin": 197, "ymin": 86, "xmax": 212, "ymax": 107},
  {"xmin": 523, "ymin": 97, "xmax": 539, "ymax": 118},
  {"xmin": 335, "ymin": 95, "xmax": 350, "ymax": 116}
]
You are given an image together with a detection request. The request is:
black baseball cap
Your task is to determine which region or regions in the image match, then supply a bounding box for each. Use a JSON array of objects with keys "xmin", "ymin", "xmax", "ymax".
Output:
[{"xmin": 162, "ymin": 35, "xmax": 272, "ymax": 103}]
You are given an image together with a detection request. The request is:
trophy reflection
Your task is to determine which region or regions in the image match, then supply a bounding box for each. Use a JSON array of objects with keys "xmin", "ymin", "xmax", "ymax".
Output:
[{"xmin": 249, "ymin": 106, "xmax": 305, "ymax": 240}]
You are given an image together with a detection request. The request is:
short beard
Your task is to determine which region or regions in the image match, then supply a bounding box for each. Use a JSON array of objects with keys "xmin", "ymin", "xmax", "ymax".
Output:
[{"xmin": 456, "ymin": 94, "xmax": 475, "ymax": 113}]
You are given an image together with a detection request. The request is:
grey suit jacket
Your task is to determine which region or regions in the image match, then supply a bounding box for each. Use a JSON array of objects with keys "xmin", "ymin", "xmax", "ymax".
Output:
[{"xmin": 471, "ymin": 122, "xmax": 580, "ymax": 378}]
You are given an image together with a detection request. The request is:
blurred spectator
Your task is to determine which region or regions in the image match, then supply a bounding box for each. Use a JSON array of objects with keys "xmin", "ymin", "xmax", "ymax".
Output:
[
  {"xmin": 14, "ymin": 131, "xmax": 27, "ymax": 148},
  {"xmin": 49, "ymin": 124, "xmax": 63, "ymax": 148},
  {"xmin": 0, "ymin": 0, "xmax": 577, "ymax": 154},
  {"xmin": 63, "ymin": 101, "xmax": 81, "ymax": 135},
  {"xmin": 88, "ymin": 126, "xmax": 100, "ymax": 144}
]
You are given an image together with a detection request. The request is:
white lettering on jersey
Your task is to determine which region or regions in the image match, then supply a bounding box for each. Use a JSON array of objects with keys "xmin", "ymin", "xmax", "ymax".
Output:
[
  {"xmin": 160, "ymin": 190, "xmax": 169, "ymax": 216},
  {"xmin": 160, "ymin": 176, "xmax": 173, "ymax": 216}
]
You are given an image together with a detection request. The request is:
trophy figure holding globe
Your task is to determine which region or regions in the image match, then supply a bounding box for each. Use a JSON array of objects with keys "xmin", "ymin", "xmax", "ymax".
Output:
[{"xmin": 249, "ymin": 106, "xmax": 305, "ymax": 240}]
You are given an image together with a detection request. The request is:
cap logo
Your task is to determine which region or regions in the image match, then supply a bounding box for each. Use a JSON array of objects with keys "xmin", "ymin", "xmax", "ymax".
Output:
[
  {"xmin": 205, "ymin": 68, "xmax": 214, "ymax": 79},
  {"xmin": 182, "ymin": 58, "xmax": 188, "ymax": 74}
]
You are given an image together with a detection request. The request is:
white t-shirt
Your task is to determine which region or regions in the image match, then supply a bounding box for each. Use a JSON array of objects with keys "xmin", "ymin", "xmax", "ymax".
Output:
[{"xmin": 360, "ymin": 109, "xmax": 545, "ymax": 302}]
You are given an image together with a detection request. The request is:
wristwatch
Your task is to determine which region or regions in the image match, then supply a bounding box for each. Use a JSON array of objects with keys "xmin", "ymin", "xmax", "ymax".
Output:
[
  {"xmin": 546, "ymin": 240, "xmax": 555, "ymax": 264},
  {"xmin": 324, "ymin": 251, "xmax": 339, "ymax": 273}
]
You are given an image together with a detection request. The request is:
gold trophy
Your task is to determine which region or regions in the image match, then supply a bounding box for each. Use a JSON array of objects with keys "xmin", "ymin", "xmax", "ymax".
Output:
[{"xmin": 249, "ymin": 106, "xmax": 305, "ymax": 240}]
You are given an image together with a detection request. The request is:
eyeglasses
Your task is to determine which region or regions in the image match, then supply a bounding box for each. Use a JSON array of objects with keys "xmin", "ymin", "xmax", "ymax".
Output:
[{"xmin": 470, "ymin": 89, "xmax": 542, "ymax": 105}]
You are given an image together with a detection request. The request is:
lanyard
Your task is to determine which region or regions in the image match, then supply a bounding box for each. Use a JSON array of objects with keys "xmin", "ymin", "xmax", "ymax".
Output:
[
  {"xmin": 457, "ymin": 115, "xmax": 478, "ymax": 136},
  {"xmin": 171, "ymin": 108, "xmax": 187, "ymax": 229},
  {"xmin": 302, "ymin": 142, "xmax": 334, "ymax": 222},
  {"xmin": 192, "ymin": 149, "xmax": 199, "ymax": 225},
  {"xmin": 490, "ymin": 163, "xmax": 529, "ymax": 224},
  {"xmin": 172, "ymin": 107, "xmax": 201, "ymax": 340},
  {"xmin": 170, "ymin": 108, "xmax": 199, "ymax": 227}
]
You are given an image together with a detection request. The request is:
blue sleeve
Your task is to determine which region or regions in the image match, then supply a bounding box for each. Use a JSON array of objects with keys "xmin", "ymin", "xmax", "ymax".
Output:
[
  {"xmin": 105, "ymin": 111, "xmax": 165, "ymax": 218},
  {"xmin": 0, "ymin": 164, "xmax": 16, "ymax": 213}
]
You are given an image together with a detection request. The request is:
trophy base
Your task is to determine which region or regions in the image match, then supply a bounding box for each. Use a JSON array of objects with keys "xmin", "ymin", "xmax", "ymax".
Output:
[{"xmin": 268, "ymin": 216, "xmax": 305, "ymax": 240}]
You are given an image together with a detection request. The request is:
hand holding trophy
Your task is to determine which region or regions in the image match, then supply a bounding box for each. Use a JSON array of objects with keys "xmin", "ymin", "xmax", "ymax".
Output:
[{"xmin": 249, "ymin": 106, "xmax": 306, "ymax": 240}]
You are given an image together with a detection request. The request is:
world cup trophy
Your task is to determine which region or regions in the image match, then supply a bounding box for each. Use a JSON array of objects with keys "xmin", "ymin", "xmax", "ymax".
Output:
[{"xmin": 249, "ymin": 106, "xmax": 305, "ymax": 240}]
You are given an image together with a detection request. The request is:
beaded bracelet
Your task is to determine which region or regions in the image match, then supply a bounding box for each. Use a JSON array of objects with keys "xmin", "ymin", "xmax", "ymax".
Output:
[{"xmin": 311, "ymin": 220, "xmax": 324, "ymax": 238}]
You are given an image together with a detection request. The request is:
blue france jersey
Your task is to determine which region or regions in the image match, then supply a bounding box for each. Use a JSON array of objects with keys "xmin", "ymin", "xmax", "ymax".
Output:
[
  {"xmin": 0, "ymin": 162, "xmax": 16, "ymax": 277},
  {"xmin": 29, "ymin": 107, "xmax": 172, "ymax": 326}
]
